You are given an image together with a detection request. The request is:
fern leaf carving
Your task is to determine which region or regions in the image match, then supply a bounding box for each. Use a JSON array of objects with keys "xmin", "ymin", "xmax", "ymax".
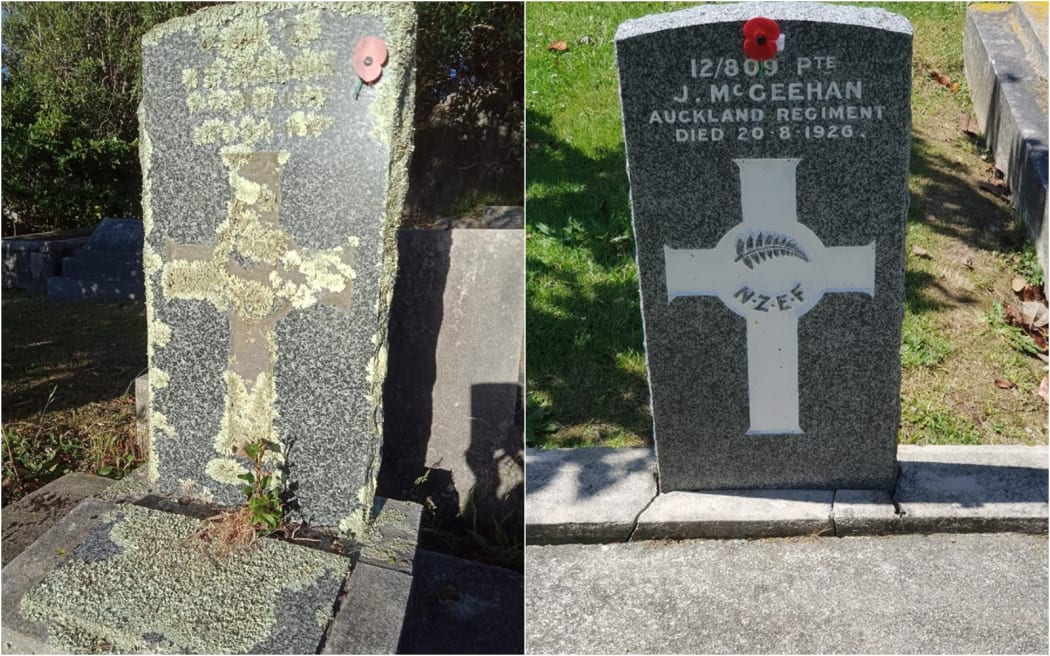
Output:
[{"xmin": 733, "ymin": 232, "xmax": 809, "ymax": 269}]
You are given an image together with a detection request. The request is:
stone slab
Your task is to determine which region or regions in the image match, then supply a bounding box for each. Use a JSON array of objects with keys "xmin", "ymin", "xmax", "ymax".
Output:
[
  {"xmin": 525, "ymin": 534, "xmax": 1048, "ymax": 654},
  {"xmin": 61, "ymin": 255, "xmax": 143, "ymax": 282},
  {"xmin": 895, "ymin": 444, "xmax": 1049, "ymax": 533},
  {"xmin": 81, "ymin": 218, "xmax": 144, "ymax": 254},
  {"xmin": 616, "ymin": 3, "xmax": 911, "ymax": 491},
  {"xmin": 382, "ymin": 228, "xmax": 524, "ymax": 529},
  {"xmin": 399, "ymin": 549, "xmax": 524, "ymax": 655},
  {"xmin": 322, "ymin": 561, "xmax": 412, "ymax": 655},
  {"xmin": 633, "ymin": 489, "xmax": 834, "ymax": 540},
  {"xmin": 3, "ymin": 500, "xmax": 349, "ymax": 653},
  {"xmin": 46, "ymin": 276, "xmax": 145, "ymax": 303},
  {"xmin": 1, "ymin": 474, "xmax": 115, "ymax": 567},
  {"xmin": 355, "ymin": 496, "xmax": 423, "ymax": 574},
  {"xmin": 2, "ymin": 234, "xmax": 90, "ymax": 290},
  {"xmin": 525, "ymin": 447, "xmax": 656, "ymax": 544},
  {"xmin": 964, "ymin": 3, "xmax": 1049, "ymax": 281},
  {"xmin": 141, "ymin": 2, "xmax": 417, "ymax": 530},
  {"xmin": 2, "ymin": 499, "xmax": 118, "ymax": 655},
  {"xmin": 1016, "ymin": 2, "xmax": 1048, "ymax": 78},
  {"xmin": 831, "ymin": 488, "xmax": 902, "ymax": 536}
]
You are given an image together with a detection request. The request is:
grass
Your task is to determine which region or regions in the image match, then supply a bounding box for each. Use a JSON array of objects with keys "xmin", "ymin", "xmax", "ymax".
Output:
[
  {"xmin": 1, "ymin": 289, "xmax": 147, "ymax": 504},
  {"xmin": 526, "ymin": 1, "xmax": 1048, "ymax": 448}
]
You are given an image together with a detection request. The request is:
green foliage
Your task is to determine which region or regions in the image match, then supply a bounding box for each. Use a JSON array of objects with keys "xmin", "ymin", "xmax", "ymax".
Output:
[
  {"xmin": 1, "ymin": 2, "xmax": 213, "ymax": 234},
  {"xmin": 900, "ymin": 314, "xmax": 953, "ymax": 368},
  {"xmin": 236, "ymin": 440, "xmax": 283, "ymax": 534},
  {"xmin": 900, "ymin": 399, "xmax": 982, "ymax": 445},
  {"xmin": 1014, "ymin": 244, "xmax": 1045, "ymax": 288},
  {"xmin": 984, "ymin": 301, "xmax": 1043, "ymax": 356}
]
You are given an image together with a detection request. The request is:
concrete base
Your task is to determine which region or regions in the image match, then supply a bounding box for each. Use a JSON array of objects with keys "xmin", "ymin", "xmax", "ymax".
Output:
[
  {"xmin": 525, "ymin": 445, "xmax": 1049, "ymax": 543},
  {"xmin": 964, "ymin": 2, "xmax": 1049, "ymax": 281}
]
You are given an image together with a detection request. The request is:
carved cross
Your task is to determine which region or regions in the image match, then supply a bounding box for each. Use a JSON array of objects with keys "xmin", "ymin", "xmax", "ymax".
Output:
[
  {"xmin": 664, "ymin": 158, "xmax": 875, "ymax": 434},
  {"xmin": 162, "ymin": 151, "xmax": 358, "ymax": 452}
]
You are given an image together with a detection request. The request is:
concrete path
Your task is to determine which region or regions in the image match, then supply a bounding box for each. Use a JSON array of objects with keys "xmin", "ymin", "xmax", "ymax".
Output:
[{"xmin": 526, "ymin": 533, "xmax": 1048, "ymax": 654}]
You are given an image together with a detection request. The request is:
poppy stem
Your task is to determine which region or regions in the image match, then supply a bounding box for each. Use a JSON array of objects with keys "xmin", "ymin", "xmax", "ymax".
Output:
[{"xmin": 353, "ymin": 77, "xmax": 364, "ymax": 100}]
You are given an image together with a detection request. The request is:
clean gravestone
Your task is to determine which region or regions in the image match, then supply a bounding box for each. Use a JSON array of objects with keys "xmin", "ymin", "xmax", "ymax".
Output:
[
  {"xmin": 141, "ymin": 2, "xmax": 416, "ymax": 532},
  {"xmin": 616, "ymin": 3, "xmax": 911, "ymax": 491}
]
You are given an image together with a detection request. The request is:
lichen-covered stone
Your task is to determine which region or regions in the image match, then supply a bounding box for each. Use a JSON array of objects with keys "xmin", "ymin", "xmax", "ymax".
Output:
[
  {"xmin": 140, "ymin": 2, "xmax": 416, "ymax": 531},
  {"xmin": 18, "ymin": 504, "xmax": 349, "ymax": 654}
]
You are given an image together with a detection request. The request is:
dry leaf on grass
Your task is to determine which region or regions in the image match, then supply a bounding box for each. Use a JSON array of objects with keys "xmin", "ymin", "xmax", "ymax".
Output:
[
  {"xmin": 548, "ymin": 40, "xmax": 567, "ymax": 52},
  {"xmin": 910, "ymin": 245, "xmax": 932, "ymax": 259},
  {"xmin": 1012, "ymin": 276, "xmax": 1027, "ymax": 293},
  {"xmin": 929, "ymin": 70, "xmax": 952, "ymax": 87},
  {"xmin": 1039, "ymin": 374, "xmax": 1049, "ymax": 403},
  {"xmin": 994, "ymin": 378, "xmax": 1017, "ymax": 390},
  {"xmin": 979, "ymin": 180, "xmax": 1010, "ymax": 199}
]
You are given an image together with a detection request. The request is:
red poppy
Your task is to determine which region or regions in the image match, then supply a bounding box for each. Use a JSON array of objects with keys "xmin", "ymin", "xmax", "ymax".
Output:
[
  {"xmin": 353, "ymin": 36, "xmax": 388, "ymax": 84},
  {"xmin": 742, "ymin": 17, "xmax": 780, "ymax": 61}
]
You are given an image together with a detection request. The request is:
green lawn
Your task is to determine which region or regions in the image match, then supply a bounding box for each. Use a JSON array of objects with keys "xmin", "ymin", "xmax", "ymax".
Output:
[{"xmin": 525, "ymin": 1, "xmax": 1047, "ymax": 448}]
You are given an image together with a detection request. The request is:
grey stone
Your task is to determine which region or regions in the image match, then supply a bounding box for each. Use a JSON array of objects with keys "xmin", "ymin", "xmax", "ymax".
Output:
[
  {"xmin": 4, "ymin": 501, "xmax": 349, "ymax": 654},
  {"xmin": 964, "ymin": 3, "xmax": 1048, "ymax": 284},
  {"xmin": 525, "ymin": 447, "xmax": 656, "ymax": 544},
  {"xmin": 832, "ymin": 488, "xmax": 902, "ymax": 535},
  {"xmin": 616, "ymin": 2, "xmax": 912, "ymax": 491},
  {"xmin": 2, "ymin": 499, "xmax": 118, "ymax": 654},
  {"xmin": 322, "ymin": 562, "xmax": 412, "ymax": 655},
  {"xmin": 480, "ymin": 205, "xmax": 524, "ymax": 228},
  {"xmin": 45, "ymin": 219, "xmax": 147, "ymax": 302},
  {"xmin": 633, "ymin": 489, "xmax": 833, "ymax": 540},
  {"xmin": 526, "ymin": 534, "xmax": 1048, "ymax": 654},
  {"xmin": 895, "ymin": 444, "xmax": 1049, "ymax": 533},
  {"xmin": 356, "ymin": 496, "xmax": 423, "ymax": 574},
  {"xmin": 400, "ymin": 549, "xmax": 524, "ymax": 655},
  {"xmin": 134, "ymin": 373, "xmax": 149, "ymax": 457},
  {"xmin": 2, "ymin": 231, "xmax": 91, "ymax": 290},
  {"xmin": 140, "ymin": 2, "xmax": 417, "ymax": 530},
  {"xmin": 382, "ymin": 228, "xmax": 524, "ymax": 531},
  {"xmin": 1, "ymin": 474, "xmax": 115, "ymax": 567}
]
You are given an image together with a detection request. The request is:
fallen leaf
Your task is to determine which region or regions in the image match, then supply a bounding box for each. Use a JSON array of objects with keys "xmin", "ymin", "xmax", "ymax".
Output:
[
  {"xmin": 1021, "ymin": 301, "xmax": 1048, "ymax": 328},
  {"xmin": 910, "ymin": 245, "xmax": 932, "ymax": 259},
  {"xmin": 924, "ymin": 213, "xmax": 937, "ymax": 222},
  {"xmin": 929, "ymin": 70, "xmax": 952, "ymax": 87},
  {"xmin": 1020, "ymin": 284, "xmax": 1047, "ymax": 303},
  {"xmin": 994, "ymin": 378, "xmax": 1017, "ymax": 389},
  {"xmin": 1012, "ymin": 276, "xmax": 1027, "ymax": 293},
  {"xmin": 548, "ymin": 40, "xmax": 567, "ymax": 52},
  {"xmin": 1039, "ymin": 374, "xmax": 1049, "ymax": 403},
  {"xmin": 950, "ymin": 82, "xmax": 961, "ymax": 92},
  {"xmin": 961, "ymin": 256, "xmax": 974, "ymax": 270}
]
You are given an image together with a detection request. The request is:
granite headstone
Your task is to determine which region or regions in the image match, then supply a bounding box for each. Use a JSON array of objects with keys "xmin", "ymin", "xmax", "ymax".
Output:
[
  {"xmin": 615, "ymin": 3, "xmax": 911, "ymax": 491},
  {"xmin": 140, "ymin": 2, "xmax": 416, "ymax": 532}
]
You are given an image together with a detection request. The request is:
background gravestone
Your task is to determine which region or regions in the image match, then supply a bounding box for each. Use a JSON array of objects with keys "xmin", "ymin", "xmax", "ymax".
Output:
[
  {"xmin": 616, "ymin": 3, "xmax": 911, "ymax": 491},
  {"xmin": 140, "ymin": 2, "xmax": 416, "ymax": 531},
  {"xmin": 46, "ymin": 218, "xmax": 145, "ymax": 303}
]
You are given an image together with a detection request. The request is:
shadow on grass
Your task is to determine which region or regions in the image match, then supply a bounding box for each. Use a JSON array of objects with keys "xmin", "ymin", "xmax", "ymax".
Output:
[
  {"xmin": 526, "ymin": 110, "xmax": 651, "ymax": 445},
  {"xmin": 1, "ymin": 290, "xmax": 146, "ymax": 421}
]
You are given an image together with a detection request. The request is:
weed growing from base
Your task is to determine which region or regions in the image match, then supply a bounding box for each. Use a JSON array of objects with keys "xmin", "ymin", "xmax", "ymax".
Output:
[{"xmin": 197, "ymin": 439, "xmax": 283, "ymax": 555}]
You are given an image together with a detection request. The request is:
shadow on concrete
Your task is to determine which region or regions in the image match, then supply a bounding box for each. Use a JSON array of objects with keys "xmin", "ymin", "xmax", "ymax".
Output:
[
  {"xmin": 397, "ymin": 549, "xmax": 524, "ymax": 654},
  {"xmin": 525, "ymin": 447, "xmax": 655, "ymax": 501},
  {"xmin": 894, "ymin": 461, "xmax": 1049, "ymax": 506}
]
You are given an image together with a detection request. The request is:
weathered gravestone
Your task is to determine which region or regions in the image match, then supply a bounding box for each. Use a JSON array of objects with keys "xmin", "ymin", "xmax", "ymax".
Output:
[
  {"xmin": 47, "ymin": 217, "xmax": 146, "ymax": 302},
  {"xmin": 616, "ymin": 3, "xmax": 911, "ymax": 491},
  {"xmin": 140, "ymin": 2, "xmax": 416, "ymax": 532}
]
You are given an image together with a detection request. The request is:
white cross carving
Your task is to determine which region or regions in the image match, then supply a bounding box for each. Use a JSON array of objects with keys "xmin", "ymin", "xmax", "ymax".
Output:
[{"xmin": 665, "ymin": 158, "xmax": 875, "ymax": 434}]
